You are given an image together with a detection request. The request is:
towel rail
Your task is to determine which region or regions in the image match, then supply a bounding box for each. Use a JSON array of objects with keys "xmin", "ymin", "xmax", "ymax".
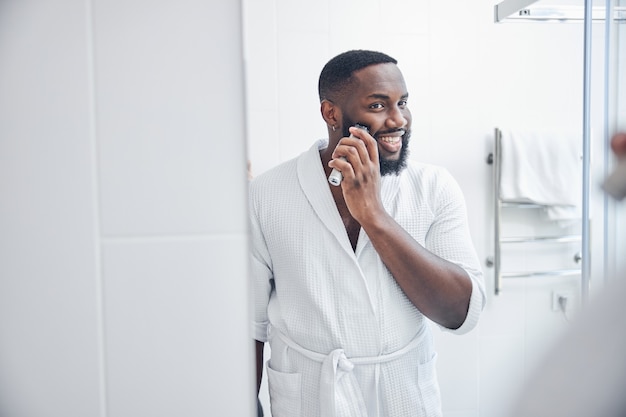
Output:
[
  {"xmin": 501, "ymin": 202, "xmax": 541, "ymax": 208},
  {"xmin": 501, "ymin": 235, "xmax": 581, "ymax": 244},
  {"xmin": 488, "ymin": 127, "xmax": 582, "ymax": 295},
  {"xmin": 502, "ymin": 269, "xmax": 581, "ymax": 279}
]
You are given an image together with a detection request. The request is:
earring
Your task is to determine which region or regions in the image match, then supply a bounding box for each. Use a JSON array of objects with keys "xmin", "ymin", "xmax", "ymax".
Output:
[{"xmin": 332, "ymin": 125, "xmax": 336, "ymax": 132}]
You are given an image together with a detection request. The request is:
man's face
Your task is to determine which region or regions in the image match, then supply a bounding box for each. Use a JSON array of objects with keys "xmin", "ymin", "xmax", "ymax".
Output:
[{"xmin": 340, "ymin": 63, "xmax": 412, "ymax": 176}]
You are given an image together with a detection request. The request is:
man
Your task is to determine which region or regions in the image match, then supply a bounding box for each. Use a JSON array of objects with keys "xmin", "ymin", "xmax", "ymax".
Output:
[{"xmin": 249, "ymin": 50, "xmax": 485, "ymax": 417}]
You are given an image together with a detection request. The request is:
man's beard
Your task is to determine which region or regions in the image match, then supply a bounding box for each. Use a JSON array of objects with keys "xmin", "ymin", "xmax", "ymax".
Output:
[{"xmin": 341, "ymin": 121, "xmax": 410, "ymax": 176}]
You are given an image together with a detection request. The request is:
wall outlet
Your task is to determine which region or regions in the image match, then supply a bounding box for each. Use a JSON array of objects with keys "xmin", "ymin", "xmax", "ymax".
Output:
[{"xmin": 552, "ymin": 292, "xmax": 570, "ymax": 312}]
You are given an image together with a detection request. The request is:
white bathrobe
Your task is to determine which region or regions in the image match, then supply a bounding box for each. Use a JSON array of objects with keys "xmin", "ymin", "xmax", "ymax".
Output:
[{"xmin": 250, "ymin": 140, "xmax": 485, "ymax": 417}]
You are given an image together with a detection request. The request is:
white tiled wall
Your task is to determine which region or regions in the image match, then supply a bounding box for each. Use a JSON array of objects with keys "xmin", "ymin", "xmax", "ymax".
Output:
[
  {"xmin": 243, "ymin": 0, "xmax": 622, "ymax": 416},
  {"xmin": 0, "ymin": 1, "xmax": 253, "ymax": 416}
]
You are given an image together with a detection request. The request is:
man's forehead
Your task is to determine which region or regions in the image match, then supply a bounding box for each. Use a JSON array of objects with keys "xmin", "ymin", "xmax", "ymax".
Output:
[{"xmin": 352, "ymin": 63, "xmax": 407, "ymax": 94}]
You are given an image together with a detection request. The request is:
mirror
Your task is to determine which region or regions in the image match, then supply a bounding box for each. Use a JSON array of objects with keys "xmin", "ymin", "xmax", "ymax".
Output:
[{"xmin": 242, "ymin": 1, "xmax": 624, "ymax": 415}]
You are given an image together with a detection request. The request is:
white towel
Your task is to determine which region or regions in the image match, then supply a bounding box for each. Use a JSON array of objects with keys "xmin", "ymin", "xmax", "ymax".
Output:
[{"xmin": 499, "ymin": 128, "xmax": 582, "ymax": 222}]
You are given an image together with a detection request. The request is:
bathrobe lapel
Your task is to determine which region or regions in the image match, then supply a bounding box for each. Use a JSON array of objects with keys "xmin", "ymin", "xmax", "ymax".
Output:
[
  {"xmin": 296, "ymin": 141, "xmax": 403, "ymax": 258},
  {"xmin": 297, "ymin": 141, "xmax": 355, "ymax": 257}
]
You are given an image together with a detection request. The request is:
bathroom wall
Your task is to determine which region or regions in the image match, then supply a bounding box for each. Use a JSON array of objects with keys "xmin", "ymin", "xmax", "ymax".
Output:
[
  {"xmin": 0, "ymin": 1, "xmax": 253, "ymax": 416},
  {"xmin": 242, "ymin": 0, "xmax": 623, "ymax": 416}
]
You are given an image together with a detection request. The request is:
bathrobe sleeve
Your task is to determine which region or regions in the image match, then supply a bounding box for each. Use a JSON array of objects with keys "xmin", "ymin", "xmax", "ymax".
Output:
[
  {"xmin": 248, "ymin": 180, "xmax": 273, "ymax": 343},
  {"xmin": 424, "ymin": 167, "xmax": 486, "ymax": 334}
]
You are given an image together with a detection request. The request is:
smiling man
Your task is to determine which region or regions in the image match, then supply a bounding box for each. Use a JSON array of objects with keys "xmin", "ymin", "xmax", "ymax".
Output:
[{"xmin": 249, "ymin": 50, "xmax": 486, "ymax": 417}]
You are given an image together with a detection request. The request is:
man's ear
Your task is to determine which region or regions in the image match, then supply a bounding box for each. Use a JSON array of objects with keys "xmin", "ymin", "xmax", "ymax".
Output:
[{"xmin": 320, "ymin": 99, "xmax": 340, "ymax": 128}]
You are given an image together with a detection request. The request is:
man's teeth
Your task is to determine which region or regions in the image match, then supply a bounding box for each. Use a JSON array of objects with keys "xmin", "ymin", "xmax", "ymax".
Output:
[{"xmin": 380, "ymin": 136, "xmax": 400, "ymax": 143}]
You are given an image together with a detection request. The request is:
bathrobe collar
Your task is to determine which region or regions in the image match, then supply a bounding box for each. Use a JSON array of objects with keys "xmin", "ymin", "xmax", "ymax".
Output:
[{"xmin": 297, "ymin": 140, "xmax": 402, "ymax": 257}]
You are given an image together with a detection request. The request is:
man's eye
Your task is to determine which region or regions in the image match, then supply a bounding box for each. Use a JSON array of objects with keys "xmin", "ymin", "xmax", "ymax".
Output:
[
  {"xmin": 399, "ymin": 100, "xmax": 408, "ymax": 107},
  {"xmin": 370, "ymin": 103, "xmax": 384, "ymax": 109}
]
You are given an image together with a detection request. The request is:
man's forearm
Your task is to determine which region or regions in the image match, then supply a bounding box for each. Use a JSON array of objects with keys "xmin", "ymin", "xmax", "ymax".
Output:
[{"xmin": 364, "ymin": 214, "xmax": 472, "ymax": 329}]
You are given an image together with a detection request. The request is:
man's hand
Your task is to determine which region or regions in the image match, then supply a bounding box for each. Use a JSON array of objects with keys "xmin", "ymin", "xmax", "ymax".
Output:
[{"xmin": 329, "ymin": 126, "xmax": 385, "ymax": 224}]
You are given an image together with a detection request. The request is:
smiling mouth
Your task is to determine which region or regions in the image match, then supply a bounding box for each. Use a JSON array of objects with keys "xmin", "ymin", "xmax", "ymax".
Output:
[
  {"xmin": 376, "ymin": 129, "xmax": 405, "ymax": 144},
  {"xmin": 376, "ymin": 131, "xmax": 405, "ymax": 154},
  {"xmin": 379, "ymin": 136, "xmax": 401, "ymax": 144}
]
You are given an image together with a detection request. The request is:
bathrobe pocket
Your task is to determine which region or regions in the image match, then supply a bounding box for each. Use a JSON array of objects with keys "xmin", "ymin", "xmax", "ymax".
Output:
[
  {"xmin": 266, "ymin": 362, "xmax": 302, "ymax": 416},
  {"xmin": 417, "ymin": 353, "xmax": 442, "ymax": 416}
]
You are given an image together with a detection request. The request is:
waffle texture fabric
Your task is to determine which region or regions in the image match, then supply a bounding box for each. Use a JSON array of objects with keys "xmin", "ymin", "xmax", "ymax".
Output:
[{"xmin": 249, "ymin": 140, "xmax": 486, "ymax": 417}]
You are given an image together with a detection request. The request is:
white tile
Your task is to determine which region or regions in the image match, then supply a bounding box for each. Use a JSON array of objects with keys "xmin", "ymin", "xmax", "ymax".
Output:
[
  {"xmin": 379, "ymin": 0, "xmax": 430, "ymax": 35},
  {"xmin": 276, "ymin": 0, "xmax": 329, "ymax": 34},
  {"xmin": 328, "ymin": 4, "xmax": 385, "ymax": 54},
  {"xmin": 435, "ymin": 329, "xmax": 479, "ymax": 412},
  {"xmin": 276, "ymin": 32, "xmax": 330, "ymax": 161},
  {"xmin": 102, "ymin": 236, "xmax": 254, "ymax": 417},
  {"xmin": 242, "ymin": 0, "xmax": 279, "ymax": 113},
  {"xmin": 479, "ymin": 279, "xmax": 526, "ymax": 337},
  {"xmin": 94, "ymin": 0, "xmax": 248, "ymax": 237},
  {"xmin": 0, "ymin": 2, "xmax": 103, "ymax": 416},
  {"xmin": 479, "ymin": 336, "xmax": 526, "ymax": 417},
  {"xmin": 246, "ymin": 109, "xmax": 282, "ymax": 177}
]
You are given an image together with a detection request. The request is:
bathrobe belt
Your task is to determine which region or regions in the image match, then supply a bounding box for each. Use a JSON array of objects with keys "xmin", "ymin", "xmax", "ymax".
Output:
[{"xmin": 272, "ymin": 326, "xmax": 425, "ymax": 417}]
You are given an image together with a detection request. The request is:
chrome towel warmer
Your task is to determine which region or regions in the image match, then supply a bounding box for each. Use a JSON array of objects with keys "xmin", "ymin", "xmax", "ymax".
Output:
[{"xmin": 487, "ymin": 127, "xmax": 582, "ymax": 295}]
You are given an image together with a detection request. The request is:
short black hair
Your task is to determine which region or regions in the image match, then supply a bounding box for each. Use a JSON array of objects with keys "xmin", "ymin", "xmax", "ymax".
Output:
[{"xmin": 318, "ymin": 50, "xmax": 398, "ymax": 102}]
